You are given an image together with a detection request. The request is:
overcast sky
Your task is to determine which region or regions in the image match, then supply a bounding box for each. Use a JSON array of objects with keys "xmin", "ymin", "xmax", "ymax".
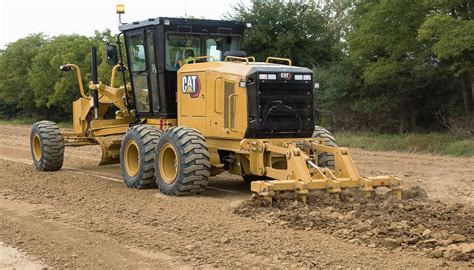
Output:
[{"xmin": 0, "ymin": 0, "xmax": 251, "ymax": 49}]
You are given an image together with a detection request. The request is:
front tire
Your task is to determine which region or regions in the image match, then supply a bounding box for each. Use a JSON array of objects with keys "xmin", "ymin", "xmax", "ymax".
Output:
[
  {"xmin": 154, "ymin": 127, "xmax": 210, "ymax": 195},
  {"xmin": 30, "ymin": 121, "xmax": 64, "ymax": 171},
  {"xmin": 312, "ymin": 125, "xmax": 337, "ymax": 170},
  {"xmin": 120, "ymin": 125, "xmax": 162, "ymax": 188}
]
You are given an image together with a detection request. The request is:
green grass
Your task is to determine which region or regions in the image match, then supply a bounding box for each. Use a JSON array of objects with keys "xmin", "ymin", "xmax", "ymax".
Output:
[
  {"xmin": 335, "ymin": 132, "xmax": 474, "ymax": 157},
  {"xmin": 0, "ymin": 117, "xmax": 71, "ymax": 128}
]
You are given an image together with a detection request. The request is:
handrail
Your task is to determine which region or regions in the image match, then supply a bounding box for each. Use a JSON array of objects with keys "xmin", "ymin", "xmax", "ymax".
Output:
[
  {"xmin": 247, "ymin": 56, "xmax": 256, "ymax": 62},
  {"xmin": 188, "ymin": 56, "xmax": 215, "ymax": 63},
  {"xmin": 266, "ymin": 57, "xmax": 292, "ymax": 66},
  {"xmin": 110, "ymin": 64, "xmax": 127, "ymax": 88},
  {"xmin": 64, "ymin": 64, "xmax": 88, "ymax": 98},
  {"xmin": 224, "ymin": 56, "xmax": 249, "ymax": 64}
]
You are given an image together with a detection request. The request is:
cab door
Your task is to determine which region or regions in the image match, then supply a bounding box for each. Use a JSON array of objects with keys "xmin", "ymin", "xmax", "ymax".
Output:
[
  {"xmin": 125, "ymin": 30, "xmax": 160, "ymax": 115},
  {"xmin": 126, "ymin": 31, "xmax": 150, "ymax": 113},
  {"xmin": 145, "ymin": 29, "xmax": 160, "ymax": 113}
]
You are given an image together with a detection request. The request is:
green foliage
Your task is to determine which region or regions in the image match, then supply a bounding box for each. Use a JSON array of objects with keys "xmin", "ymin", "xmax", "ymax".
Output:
[
  {"xmin": 417, "ymin": 0, "xmax": 473, "ymax": 114},
  {"xmin": 330, "ymin": 0, "xmax": 472, "ymax": 132},
  {"xmin": 228, "ymin": 0, "xmax": 338, "ymax": 67},
  {"xmin": 0, "ymin": 34, "xmax": 45, "ymax": 116},
  {"xmin": 418, "ymin": 14, "xmax": 474, "ymax": 76},
  {"xmin": 318, "ymin": 0, "xmax": 355, "ymax": 45},
  {"xmin": 314, "ymin": 55, "xmax": 357, "ymax": 127},
  {"xmin": 0, "ymin": 30, "xmax": 115, "ymax": 121},
  {"xmin": 28, "ymin": 35, "xmax": 94, "ymax": 115},
  {"xmin": 348, "ymin": 0, "xmax": 430, "ymax": 102},
  {"xmin": 350, "ymin": 0, "xmax": 425, "ymax": 61}
]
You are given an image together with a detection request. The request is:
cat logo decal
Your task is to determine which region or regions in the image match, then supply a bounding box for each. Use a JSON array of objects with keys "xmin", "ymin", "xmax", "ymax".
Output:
[
  {"xmin": 182, "ymin": 75, "xmax": 201, "ymax": 98},
  {"xmin": 280, "ymin": 72, "xmax": 292, "ymax": 80}
]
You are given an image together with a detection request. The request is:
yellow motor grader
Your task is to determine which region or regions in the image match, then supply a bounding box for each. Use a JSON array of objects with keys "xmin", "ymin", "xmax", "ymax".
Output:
[{"xmin": 30, "ymin": 8, "xmax": 403, "ymax": 203}]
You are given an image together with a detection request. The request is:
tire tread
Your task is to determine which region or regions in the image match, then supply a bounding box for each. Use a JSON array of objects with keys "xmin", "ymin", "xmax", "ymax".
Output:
[
  {"xmin": 312, "ymin": 125, "xmax": 337, "ymax": 170},
  {"xmin": 30, "ymin": 120, "xmax": 64, "ymax": 171},
  {"xmin": 120, "ymin": 125, "xmax": 162, "ymax": 189},
  {"xmin": 155, "ymin": 126, "xmax": 210, "ymax": 195}
]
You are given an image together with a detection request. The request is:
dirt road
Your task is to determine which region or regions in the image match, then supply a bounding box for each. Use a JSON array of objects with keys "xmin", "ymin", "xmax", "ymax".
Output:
[{"xmin": 1, "ymin": 124, "xmax": 473, "ymax": 268}]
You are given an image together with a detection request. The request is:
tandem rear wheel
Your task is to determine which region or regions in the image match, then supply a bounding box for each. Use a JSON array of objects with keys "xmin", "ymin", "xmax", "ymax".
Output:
[
  {"xmin": 120, "ymin": 124, "xmax": 162, "ymax": 189},
  {"xmin": 154, "ymin": 127, "xmax": 210, "ymax": 195},
  {"xmin": 120, "ymin": 125, "xmax": 210, "ymax": 195}
]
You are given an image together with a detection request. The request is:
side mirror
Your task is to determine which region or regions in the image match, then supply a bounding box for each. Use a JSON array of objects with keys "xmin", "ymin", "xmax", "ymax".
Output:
[{"xmin": 106, "ymin": 43, "xmax": 118, "ymax": 65}]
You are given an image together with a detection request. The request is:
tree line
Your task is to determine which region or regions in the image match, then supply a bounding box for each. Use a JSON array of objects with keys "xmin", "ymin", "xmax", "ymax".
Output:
[
  {"xmin": 0, "ymin": 0, "xmax": 472, "ymax": 134},
  {"xmin": 0, "ymin": 30, "xmax": 116, "ymax": 122}
]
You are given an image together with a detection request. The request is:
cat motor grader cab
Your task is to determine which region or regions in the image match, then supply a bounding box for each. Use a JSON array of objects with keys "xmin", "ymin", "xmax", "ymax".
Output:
[{"xmin": 30, "ymin": 6, "xmax": 403, "ymax": 203}]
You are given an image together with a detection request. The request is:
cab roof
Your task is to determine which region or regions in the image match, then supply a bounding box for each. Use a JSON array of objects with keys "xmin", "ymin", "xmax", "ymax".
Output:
[{"xmin": 118, "ymin": 17, "xmax": 247, "ymax": 34}]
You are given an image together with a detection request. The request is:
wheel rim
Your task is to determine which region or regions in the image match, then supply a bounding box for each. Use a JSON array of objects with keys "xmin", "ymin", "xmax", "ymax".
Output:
[
  {"xmin": 159, "ymin": 143, "xmax": 178, "ymax": 184},
  {"xmin": 32, "ymin": 134, "xmax": 42, "ymax": 161},
  {"xmin": 124, "ymin": 140, "xmax": 140, "ymax": 177}
]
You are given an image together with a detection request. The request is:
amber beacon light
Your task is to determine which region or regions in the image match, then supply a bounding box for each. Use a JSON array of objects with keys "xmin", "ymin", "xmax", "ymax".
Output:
[{"xmin": 116, "ymin": 4, "xmax": 125, "ymax": 14}]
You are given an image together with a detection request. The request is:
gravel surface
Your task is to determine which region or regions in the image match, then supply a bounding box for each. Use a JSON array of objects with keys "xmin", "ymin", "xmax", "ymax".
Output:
[
  {"xmin": 0, "ymin": 123, "xmax": 473, "ymax": 268},
  {"xmin": 235, "ymin": 187, "xmax": 474, "ymax": 263}
]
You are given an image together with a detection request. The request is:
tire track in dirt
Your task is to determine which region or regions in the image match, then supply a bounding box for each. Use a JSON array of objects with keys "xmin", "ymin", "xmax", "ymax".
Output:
[{"xmin": 1, "ymin": 197, "xmax": 187, "ymax": 269}]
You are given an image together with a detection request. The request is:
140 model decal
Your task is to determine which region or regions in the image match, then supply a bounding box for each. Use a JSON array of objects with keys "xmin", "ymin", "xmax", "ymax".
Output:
[{"xmin": 182, "ymin": 75, "xmax": 201, "ymax": 98}]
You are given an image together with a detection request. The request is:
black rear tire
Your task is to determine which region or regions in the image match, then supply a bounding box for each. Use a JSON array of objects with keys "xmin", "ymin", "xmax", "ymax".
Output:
[
  {"xmin": 120, "ymin": 125, "xmax": 162, "ymax": 189},
  {"xmin": 30, "ymin": 121, "xmax": 64, "ymax": 171},
  {"xmin": 312, "ymin": 126, "xmax": 337, "ymax": 169},
  {"xmin": 154, "ymin": 127, "xmax": 210, "ymax": 195}
]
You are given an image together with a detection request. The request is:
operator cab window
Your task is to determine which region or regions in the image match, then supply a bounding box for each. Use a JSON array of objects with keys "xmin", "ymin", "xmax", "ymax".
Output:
[
  {"xmin": 166, "ymin": 35, "xmax": 200, "ymax": 71},
  {"xmin": 128, "ymin": 34, "xmax": 147, "ymax": 72},
  {"xmin": 205, "ymin": 36, "xmax": 241, "ymax": 61},
  {"xmin": 127, "ymin": 32, "xmax": 149, "ymax": 112}
]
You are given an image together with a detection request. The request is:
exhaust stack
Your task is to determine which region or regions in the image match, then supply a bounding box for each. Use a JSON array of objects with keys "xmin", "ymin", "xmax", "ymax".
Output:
[{"xmin": 91, "ymin": 47, "xmax": 99, "ymax": 119}]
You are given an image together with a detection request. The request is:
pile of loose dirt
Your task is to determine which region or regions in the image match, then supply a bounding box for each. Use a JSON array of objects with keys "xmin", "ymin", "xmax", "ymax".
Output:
[{"xmin": 235, "ymin": 187, "xmax": 474, "ymax": 262}]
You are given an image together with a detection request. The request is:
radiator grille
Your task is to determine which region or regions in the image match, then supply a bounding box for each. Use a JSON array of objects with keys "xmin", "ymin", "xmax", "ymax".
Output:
[{"xmin": 256, "ymin": 80, "xmax": 313, "ymax": 135}]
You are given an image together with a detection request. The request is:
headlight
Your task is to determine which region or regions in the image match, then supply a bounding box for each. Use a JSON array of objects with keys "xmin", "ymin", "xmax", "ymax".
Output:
[
  {"xmin": 294, "ymin": 74, "xmax": 312, "ymax": 81},
  {"xmin": 259, "ymin": 74, "xmax": 277, "ymax": 80}
]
